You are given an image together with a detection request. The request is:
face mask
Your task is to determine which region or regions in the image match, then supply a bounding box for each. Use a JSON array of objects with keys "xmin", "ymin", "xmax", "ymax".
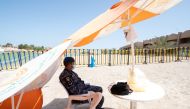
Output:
[{"xmin": 71, "ymin": 64, "xmax": 75, "ymax": 70}]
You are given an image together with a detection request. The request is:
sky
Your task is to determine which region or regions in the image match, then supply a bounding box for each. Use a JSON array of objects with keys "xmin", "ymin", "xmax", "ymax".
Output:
[{"xmin": 0, "ymin": 0, "xmax": 190, "ymax": 49}]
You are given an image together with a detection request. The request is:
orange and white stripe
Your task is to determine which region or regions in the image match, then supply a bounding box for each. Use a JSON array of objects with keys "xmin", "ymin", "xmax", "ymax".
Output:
[{"xmin": 68, "ymin": 0, "xmax": 182, "ymax": 47}]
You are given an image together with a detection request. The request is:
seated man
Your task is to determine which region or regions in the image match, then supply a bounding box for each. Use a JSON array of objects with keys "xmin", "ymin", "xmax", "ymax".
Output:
[{"xmin": 59, "ymin": 57, "xmax": 104, "ymax": 109}]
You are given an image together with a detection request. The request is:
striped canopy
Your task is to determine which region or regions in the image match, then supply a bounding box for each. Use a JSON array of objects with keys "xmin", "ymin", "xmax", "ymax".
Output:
[{"xmin": 68, "ymin": 0, "xmax": 181, "ymax": 47}]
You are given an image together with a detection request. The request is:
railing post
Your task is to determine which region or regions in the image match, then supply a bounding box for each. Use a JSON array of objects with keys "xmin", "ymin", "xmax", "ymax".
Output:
[
  {"xmin": 160, "ymin": 49, "xmax": 164, "ymax": 63},
  {"xmin": 69, "ymin": 49, "xmax": 71, "ymax": 57},
  {"xmin": 83, "ymin": 49, "xmax": 85, "ymax": 65},
  {"xmin": 186, "ymin": 47, "xmax": 189, "ymax": 60},
  {"xmin": 169, "ymin": 48, "xmax": 171, "ymax": 62},
  {"xmin": 154, "ymin": 48, "xmax": 156, "ymax": 63},
  {"xmin": 79, "ymin": 49, "xmax": 81, "ymax": 65},
  {"xmin": 108, "ymin": 49, "xmax": 111, "ymax": 66},
  {"xmin": 74, "ymin": 49, "xmax": 76, "ymax": 63},
  {"xmin": 93, "ymin": 49, "xmax": 95, "ymax": 65},
  {"xmin": 120, "ymin": 50, "xmax": 122, "ymax": 65},
  {"xmin": 32, "ymin": 51, "xmax": 35, "ymax": 59},
  {"xmin": 24, "ymin": 51, "xmax": 26, "ymax": 64},
  {"xmin": 0, "ymin": 58, "xmax": 3, "ymax": 70},
  {"xmin": 88, "ymin": 49, "xmax": 90, "ymax": 67},
  {"xmin": 101, "ymin": 49, "xmax": 103, "ymax": 65},
  {"xmin": 165, "ymin": 49, "xmax": 167, "ymax": 63},
  {"xmin": 151, "ymin": 49, "xmax": 153, "ymax": 63},
  {"xmin": 3, "ymin": 53, "xmax": 8, "ymax": 70},
  {"xmin": 124, "ymin": 49, "xmax": 126, "ymax": 64},
  {"xmin": 12, "ymin": 51, "xmax": 17, "ymax": 69},
  {"xmin": 175, "ymin": 47, "xmax": 181, "ymax": 62},
  {"xmin": 143, "ymin": 49, "xmax": 147, "ymax": 64},
  {"xmin": 97, "ymin": 49, "xmax": 99, "ymax": 65},
  {"xmin": 138, "ymin": 48, "xmax": 141, "ymax": 64},
  {"xmin": 184, "ymin": 47, "xmax": 187, "ymax": 60},
  {"xmin": 135, "ymin": 49, "xmax": 136, "ymax": 64},
  {"xmin": 65, "ymin": 49, "xmax": 68, "ymax": 57},
  {"xmin": 127, "ymin": 49, "xmax": 130, "ymax": 65},
  {"xmin": 18, "ymin": 51, "xmax": 22, "ymax": 66},
  {"xmin": 148, "ymin": 49, "xmax": 150, "ymax": 63},
  {"xmin": 28, "ymin": 51, "xmax": 31, "ymax": 61},
  {"xmin": 137, "ymin": 49, "xmax": 140, "ymax": 64},
  {"xmin": 182, "ymin": 47, "xmax": 185, "ymax": 60},
  {"xmin": 7, "ymin": 52, "xmax": 12, "ymax": 69},
  {"xmin": 37, "ymin": 51, "xmax": 40, "ymax": 56},
  {"xmin": 117, "ymin": 50, "xmax": 119, "ymax": 65},
  {"xmin": 172, "ymin": 48, "xmax": 174, "ymax": 61},
  {"xmin": 156, "ymin": 48, "xmax": 158, "ymax": 63},
  {"xmin": 105, "ymin": 49, "xmax": 107, "ymax": 65},
  {"xmin": 174, "ymin": 48, "xmax": 176, "ymax": 60}
]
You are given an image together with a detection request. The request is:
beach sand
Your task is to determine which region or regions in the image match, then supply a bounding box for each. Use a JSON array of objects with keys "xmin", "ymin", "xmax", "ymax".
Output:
[{"xmin": 42, "ymin": 61, "xmax": 190, "ymax": 109}]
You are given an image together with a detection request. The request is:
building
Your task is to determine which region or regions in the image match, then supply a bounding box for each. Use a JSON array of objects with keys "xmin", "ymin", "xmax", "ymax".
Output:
[
  {"xmin": 121, "ymin": 29, "xmax": 190, "ymax": 49},
  {"xmin": 120, "ymin": 42, "xmax": 143, "ymax": 49}
]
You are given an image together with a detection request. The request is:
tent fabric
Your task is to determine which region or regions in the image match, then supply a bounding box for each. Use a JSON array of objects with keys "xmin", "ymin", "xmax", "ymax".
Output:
[
  {"xmin": 69, "ymin": 0, "xmax": 139, "ymax": 47},
  {"xmin": 0, "ymin": 40, "xmax": 72, "ymax": 102},
  {"xmin": 71, "ymin": 0, "xmax": 181, "ymax": 47},
  {"xmin": 0, "ymin": 88, "xmax": 42, "ymax": 109}
]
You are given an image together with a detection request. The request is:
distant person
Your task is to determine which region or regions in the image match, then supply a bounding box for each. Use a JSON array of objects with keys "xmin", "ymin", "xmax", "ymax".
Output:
[{"xmin": 59, "ymin": 57, "xmax": 104, "ymax": 109}]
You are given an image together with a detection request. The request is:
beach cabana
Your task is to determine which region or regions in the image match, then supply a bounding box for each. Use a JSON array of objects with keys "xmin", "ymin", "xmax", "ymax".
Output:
[{"xmin": 0, "ymin": 0, "xmax": 182, "ymax": 109}]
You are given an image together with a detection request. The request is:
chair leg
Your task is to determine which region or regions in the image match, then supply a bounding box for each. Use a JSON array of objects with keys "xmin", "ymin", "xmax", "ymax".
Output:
[
  {"xmin": 66, "ymin": 95, "xmax": 90, "ymax": 109},
  {"xmin": 65, "ymin": 98, "xmax": 72, "ymax": 109}
]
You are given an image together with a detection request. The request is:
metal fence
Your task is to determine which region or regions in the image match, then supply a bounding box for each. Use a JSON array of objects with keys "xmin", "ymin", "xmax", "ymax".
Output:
[
  {"xmin": 0, "ymin": 47, "xmax": 190, "ymax": 70},
  {"xmin": 0, "ymin": 51, "xmax": 43, "ymax": 70}
]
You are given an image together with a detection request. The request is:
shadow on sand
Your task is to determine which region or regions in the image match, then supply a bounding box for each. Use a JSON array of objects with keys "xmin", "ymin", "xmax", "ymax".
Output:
[{"xmin": 42, "ymin": 98, "xmax": 115, "ymax": 109}]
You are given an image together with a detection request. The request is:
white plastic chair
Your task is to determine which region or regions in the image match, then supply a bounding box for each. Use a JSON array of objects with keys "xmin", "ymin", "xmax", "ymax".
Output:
[{"xmin": 60, "ymin": 83, "xmax": 92, "ymax": 109}]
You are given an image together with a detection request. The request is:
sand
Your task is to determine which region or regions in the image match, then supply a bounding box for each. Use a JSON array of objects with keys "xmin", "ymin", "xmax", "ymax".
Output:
[{"xmin": 42, "ymin": 61, "xmax": 190, "ymax": 109}]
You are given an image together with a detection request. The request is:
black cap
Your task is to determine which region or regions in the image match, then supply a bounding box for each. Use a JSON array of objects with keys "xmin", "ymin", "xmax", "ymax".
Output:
[{"xmin": 63, "ymin": 57, "xmax": 75, "ymax": 66}]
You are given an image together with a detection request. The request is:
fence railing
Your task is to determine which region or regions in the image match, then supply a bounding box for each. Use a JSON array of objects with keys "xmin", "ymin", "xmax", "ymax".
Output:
[
  {"xmin": 0, "ymin": 47, "xmax": 190, "ymax": 70},
  {"xmin": 0, "ymin": 51, "xmax": 43, "ymax": 70}
]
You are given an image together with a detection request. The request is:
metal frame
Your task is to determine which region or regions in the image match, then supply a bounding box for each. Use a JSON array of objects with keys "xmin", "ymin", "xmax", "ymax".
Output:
[{"xmin": 11, "ymin": 91, "xmax": 24, "ymax": 109}]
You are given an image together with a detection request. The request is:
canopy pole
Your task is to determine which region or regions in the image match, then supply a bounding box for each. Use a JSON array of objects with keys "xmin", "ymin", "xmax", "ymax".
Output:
[
  {"xmin": 131, "ymin": 38, "xmax": 135, "ymax": 73},
  {"xmin": 127, "ymin": 8, "xmax": 135, "ymax": 82},
  {"xmin": 16, "ymin": 91, "xmax": 24, "ymax": 109},
  {"xmin": 11, "ymin": 96, "xmax": 15, "ymax": 109},
  {"xmin": 127, "ymin": 8, "xmax": 136, "ymax": 108},
  {"xmin": 125, "ymin": 0, "xmax": 153, "ymax": 83}
]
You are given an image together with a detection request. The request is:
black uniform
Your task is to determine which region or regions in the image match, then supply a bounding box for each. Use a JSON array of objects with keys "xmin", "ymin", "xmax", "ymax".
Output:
[{"xmin": 59, "ymin": 68, "xmax": 104, "ymax": 108}]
